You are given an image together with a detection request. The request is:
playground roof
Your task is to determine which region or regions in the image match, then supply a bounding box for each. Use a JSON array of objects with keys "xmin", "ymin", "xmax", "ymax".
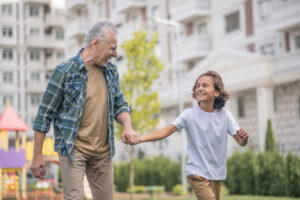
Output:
[{"xmin": 0, "ymin": 103, "xmax": 29, "ymax": 131}]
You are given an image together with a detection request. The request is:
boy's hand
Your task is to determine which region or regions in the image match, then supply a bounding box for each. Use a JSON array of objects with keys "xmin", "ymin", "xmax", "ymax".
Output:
[
  {"xmin": 237, "ymin": 129, "xmax": 249, "ymax": 141},
  {"xmin": 129, "ymin": 134, "xmax": 141, "ymax": 145}
]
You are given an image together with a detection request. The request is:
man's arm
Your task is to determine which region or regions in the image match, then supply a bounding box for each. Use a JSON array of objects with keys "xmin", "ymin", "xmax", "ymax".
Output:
[
  {"xmin": 31, "ymin": 131, "xmax": 46, "ymax": 179},
  {"xmin": 117, "ymin": 112, "xmax": 139, "ymax": 144}
]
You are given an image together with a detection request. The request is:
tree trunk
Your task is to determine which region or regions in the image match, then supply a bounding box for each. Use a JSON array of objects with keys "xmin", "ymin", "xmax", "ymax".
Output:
[{"xmin": 130, "ymin": 145, "xmax": 135, "ymax": 200}]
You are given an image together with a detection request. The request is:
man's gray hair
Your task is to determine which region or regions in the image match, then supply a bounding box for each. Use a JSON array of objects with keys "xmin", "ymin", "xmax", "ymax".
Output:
[{"xmin": 85, "ymin": 20, "xmax": 117, "ymax": 45}]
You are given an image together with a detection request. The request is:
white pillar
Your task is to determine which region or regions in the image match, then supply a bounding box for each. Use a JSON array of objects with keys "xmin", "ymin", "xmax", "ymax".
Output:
[{"xmin": 256, "ymin": 86, "xmax": 274, "ymax": 152}]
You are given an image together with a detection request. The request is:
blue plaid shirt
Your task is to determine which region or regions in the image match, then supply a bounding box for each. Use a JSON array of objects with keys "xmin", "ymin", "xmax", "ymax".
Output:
[{"xmin": 33, "ymin": 49, "xmax": 130, "ymax": 159}]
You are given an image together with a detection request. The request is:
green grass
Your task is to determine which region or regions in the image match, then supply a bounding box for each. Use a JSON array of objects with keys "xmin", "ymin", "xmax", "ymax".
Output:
[{"xmin": 157, "ymin": 196, "xmax": 300, "ymax": 200}]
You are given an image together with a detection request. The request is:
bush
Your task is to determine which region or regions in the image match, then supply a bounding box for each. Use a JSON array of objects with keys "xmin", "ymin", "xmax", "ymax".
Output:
[
  {"xmin": 126, "ymin": 185, "xmax": 146, "ymax": 193},
  {"xmin": 114, "ymin": 156, "xmax": 181, "ymax": 192},
  {"xmin": 256, "ymin": 151, "xmax": 285, "ymax": 196},
  {"xmin": 172, "ymin": 184, "xmax": 184, "ymax": 196},
  {"xmin": 285, "ymin": 153, "xmax": 300, "ymax": 197},
  {"xmin": 220, "ymin": 184, "xmax": 229, "ymax": 197},
  {"xmin": 226, "ymin": 149, "xmax": 256, "ymax": 195}
]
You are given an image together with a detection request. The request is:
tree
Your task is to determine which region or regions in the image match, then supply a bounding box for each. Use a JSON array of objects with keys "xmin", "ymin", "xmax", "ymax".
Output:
[
  {"xmin": 265, "ymin": 119, "xmax": 276, "ymax": 152},
  {"xmin": 116, "ymin": 30, "xmax": 164, "ymax": 200}
]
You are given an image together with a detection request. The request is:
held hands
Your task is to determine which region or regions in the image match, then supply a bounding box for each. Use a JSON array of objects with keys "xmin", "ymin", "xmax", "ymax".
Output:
[{"xmin": 121, "ymin": 129, "xmax": 141, "ymax": 145}]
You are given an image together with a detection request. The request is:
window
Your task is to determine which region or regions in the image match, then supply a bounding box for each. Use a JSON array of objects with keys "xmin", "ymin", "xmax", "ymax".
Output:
[
  {"xmin": 30, "ymin": 94, "xmax": 40, "ymax": 106},
  {"xmin": 30, "ymin": 72, "xmax": 40, "ymax": 81},
  {"xmin": 2, "ymin": 49, "xmax": 13, "ymax": 60},
  {"xmin": 295, "ymin": 35, "xmax": 300, "ymax": 49},
  {"xmin": 1, "ymin": 4, "xmax": 12, "ymax": 16},
  {"xmin": 2, "ymin": 26, "xmax": 13, "ymax": 37},
  {"xmin": 3, "ymin": 95, "xmax": 13, "ymax": 105},
  {"xmin": 56, "ymin": 51, "xmax": 64, "ymax": 59},
  {"xmin": 30, "ymin": 28, "xmax": 39, "ymax": 36},
  {"xmin": 197, "ymin": 23, "xmax": 207, "ymax": 36},
  {"xmin": 238, "ymin": 96, "xmax": 245, "ymax": 118},
  {"xmin": 56, "ymin": 29, "xmax": 64, "ymax": 40},
  {"xmin": 225, "ymin": 11, "xmax": 240, "ymax": 33},
  {"xmin": 3, "ymin": 72, "xmax": 13, "ymax": 83},
  {"xmin": 29, "ymin": 6, "xmax": 39, "ymax": 17},
  {"xmin": 260, "ymin": 43, "xmax": 275, "ymax": 55},
  {"xmin": 30, "ymin": 50, "xmax": 40, "ymax": 61},
  {"xmin": 258, "ymin": 0, "xmax": 271, "ymax": 21}
]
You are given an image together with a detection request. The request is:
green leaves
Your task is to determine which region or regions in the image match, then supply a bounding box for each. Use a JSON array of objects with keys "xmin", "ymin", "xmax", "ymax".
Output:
[{"xmin": 116, "ymin": 30, "xmax": 165, "ymax": 136}]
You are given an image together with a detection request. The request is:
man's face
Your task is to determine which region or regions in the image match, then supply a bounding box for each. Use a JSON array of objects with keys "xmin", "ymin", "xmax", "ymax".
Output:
[{"xmin": 94, "ymin": 31, "xmax": 118, "ymax": 67}]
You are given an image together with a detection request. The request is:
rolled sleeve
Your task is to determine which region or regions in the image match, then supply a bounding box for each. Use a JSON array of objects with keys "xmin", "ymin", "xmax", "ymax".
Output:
[{"xmin": 33, "ymin": 67, "xmax": 65, "ymax": 133}]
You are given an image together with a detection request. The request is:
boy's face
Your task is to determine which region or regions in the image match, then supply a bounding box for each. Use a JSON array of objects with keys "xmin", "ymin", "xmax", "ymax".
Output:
[{"xmin": 194, "ymin": 76, "xmax": 220, "ymax": 103}]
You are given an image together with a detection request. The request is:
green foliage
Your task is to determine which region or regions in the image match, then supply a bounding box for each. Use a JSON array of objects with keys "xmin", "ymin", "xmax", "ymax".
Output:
[
  {"xmin": 226, "ymin": 149, "xmax": 256, "ymax": 195},
  {"xmin": 126, "ymin": 185, "xmax": 147, "ymax": 193},
  {"xmin": 172, "ymin": 184, "xmax": 184, "ymax": 196},
  {"xmin": 285, "ymin": 153, "xmax": 300, "ymax": 197},
  {"xmin": 115, "ymin": 30, "xmax": 165, "ymax": 137},
  {"xmin": 256, "ymin": 151, "xmax": 286, "ymax": 196},
  {"xmin": 265, "ymin": 119, "xmax": 276, "ymax": 152},
  {"xmin": 221, "ymin": 184, "xmax": 229, "ymax": 197},
  {"xmin": 114, "ymin": 156, "xmax": 181, "ymax": 192}
]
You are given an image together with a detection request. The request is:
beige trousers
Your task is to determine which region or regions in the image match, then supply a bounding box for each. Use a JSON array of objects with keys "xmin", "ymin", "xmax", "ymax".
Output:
[
  {"xmin": 59, "ymin": 147, "xmax": 114, "ymax": 200},
  {"xmin": 187, "ymin": 174, "xmax": 221, "ymax": 200}
]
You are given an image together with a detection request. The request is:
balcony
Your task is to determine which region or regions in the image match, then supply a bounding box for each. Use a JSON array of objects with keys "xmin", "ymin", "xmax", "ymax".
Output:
[
  {"xmin": 23, "ymin": 0, "xmax": 51, "ymax": 4},
  {"xmin": 66, "ymin": 17, "xmax": 88, "ymax": 38},
  {"xmin": 45, "ymin": 11, "xmax": 65, "ymax": 27},
  {"xmin": 66, "ymin": 0, "xmax": 86, "ymax": 11},
  {"xmin": 115, "ymin": 0, "xmax": 146, "ymax": 13},
  {"xmin": 27, "ymin": 80, "xmax": 47, "ymax": 93},
  {"xmin": 273, "ymin": 51, "xmax": 300, "ymax": 83},
  {"xmin": 170, "ymin": 0, "xmax": 210, "ymax": 23},
  {"xmin": 271, "ymin": 0, "xmax": 300, "ymax": 31},
  {"xmin": 176, "ymin": 35, "xmax": 212, "ymax": 62}
]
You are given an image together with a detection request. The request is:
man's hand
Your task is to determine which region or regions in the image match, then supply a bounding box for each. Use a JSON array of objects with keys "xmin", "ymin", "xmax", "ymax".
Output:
[
  {"xmin": 121, "ymin": 129, "xmax": 140, "ymax": 145},
  {"xmin": 31, "ymin": 154, "xmax": 46, "ymax": 179}
]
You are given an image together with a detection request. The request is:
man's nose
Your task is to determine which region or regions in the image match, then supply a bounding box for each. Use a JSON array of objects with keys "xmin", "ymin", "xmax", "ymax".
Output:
[{"xmin": 112, "ymin": 49, "xmax": 117, "ymax": 57}]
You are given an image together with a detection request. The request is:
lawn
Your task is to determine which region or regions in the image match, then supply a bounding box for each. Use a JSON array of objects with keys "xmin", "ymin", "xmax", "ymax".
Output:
[{"xmin": 114, "ymin": 193, "xmax": 300, "ymax": 200}]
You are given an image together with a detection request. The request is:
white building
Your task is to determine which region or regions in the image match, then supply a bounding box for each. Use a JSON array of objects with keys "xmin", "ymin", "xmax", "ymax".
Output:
[
  {"xmin": 65, "ymin": 0, "xmax": 300, "ymax": 161},
  {"xmin": 0, "ymin": 0, "xmax": 66, "ymax": 138}
]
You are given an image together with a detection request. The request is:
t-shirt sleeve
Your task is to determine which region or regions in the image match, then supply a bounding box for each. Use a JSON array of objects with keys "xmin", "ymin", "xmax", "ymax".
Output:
[
  {"xmin": 171, "ymin": 109, "xmax": 189, "ymax": 131},
  {"xmin": 225, "ymin": 109, "xmax": 240, "ymax": 136}
]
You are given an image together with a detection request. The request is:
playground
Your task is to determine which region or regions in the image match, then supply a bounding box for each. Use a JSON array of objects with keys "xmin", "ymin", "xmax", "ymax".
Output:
[{"xmin": 0, "ymin": 102, "xmax": 63, "ymax": 200}]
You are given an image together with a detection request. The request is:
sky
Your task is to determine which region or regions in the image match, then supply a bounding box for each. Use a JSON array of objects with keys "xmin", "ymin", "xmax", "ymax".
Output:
[{"xmin": 52, "ymin": 0, "xmax": 65, "ymax": 9}]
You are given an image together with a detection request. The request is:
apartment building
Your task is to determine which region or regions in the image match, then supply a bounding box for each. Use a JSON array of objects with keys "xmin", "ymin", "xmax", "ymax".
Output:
[
  {"xmin": 0, "ymin": 0, "xmax": 65, "ymax": 138},
  {"xmin": 66, "ymin": 0, "xmax": 300, "ymax": 161}
]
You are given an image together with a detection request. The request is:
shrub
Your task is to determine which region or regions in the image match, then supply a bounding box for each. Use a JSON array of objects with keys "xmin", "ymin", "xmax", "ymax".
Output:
[
  {"xmin": 285, "ymin": 153, "xmax": 300, "ymax": 197},
  {"xmin": 126, "ymin": 185, "xmax": 146, "ymax": 193},
  {"xmin": 172, "ymin": 184, "xmax": 184, "ymax": 196},
  {"xmin": 256, "ymin": 151, "xmax": 285, "ymax": 196},
  {"xmin": 220, "ymin": 184, "xmax": 229, "ymax": 197},
  {"xmin": 226, "ymin": 149, "xmax": 256, "ymax": 195}
]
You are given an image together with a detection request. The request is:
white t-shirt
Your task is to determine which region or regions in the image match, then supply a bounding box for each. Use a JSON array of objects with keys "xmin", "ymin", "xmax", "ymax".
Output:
[{"xmin": 172, "ymin": 106, "xmax": 239, "ymax": 180}]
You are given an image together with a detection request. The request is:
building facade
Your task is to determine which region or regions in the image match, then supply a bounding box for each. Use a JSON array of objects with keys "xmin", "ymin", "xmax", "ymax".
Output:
[
  {"xmin": 60, "ymin": 0, "xmax": 300, "ymax": 161},
  {"xmin": 0, "ymin": 0, "xmax": 65, "ymax": 139}
]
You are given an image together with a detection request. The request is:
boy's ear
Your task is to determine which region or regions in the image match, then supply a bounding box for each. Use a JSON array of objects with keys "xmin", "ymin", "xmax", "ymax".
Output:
[{"xmin": 215, "ymin": 91, "xmax": 220, "ymax": 98}]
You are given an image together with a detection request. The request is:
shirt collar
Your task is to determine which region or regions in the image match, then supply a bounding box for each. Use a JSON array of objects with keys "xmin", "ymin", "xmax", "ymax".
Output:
[{"xmin": 75, "ymin": 48, "xmax": 85, "ymax": 70}]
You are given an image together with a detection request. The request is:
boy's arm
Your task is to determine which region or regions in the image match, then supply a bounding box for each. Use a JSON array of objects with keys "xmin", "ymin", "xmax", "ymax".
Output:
[
  {"xmin": 140, "ymin": 124, "xmax": 178, "ymax": 143},
  {"xmin": 233, "ymin": 128, "xmax": 249, "ymax": 146}
]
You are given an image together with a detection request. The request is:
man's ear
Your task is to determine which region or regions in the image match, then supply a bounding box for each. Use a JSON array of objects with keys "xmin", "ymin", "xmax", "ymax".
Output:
[{"xmin": 91, "ymin": 38, "xmax": 99, "ymax": 49}]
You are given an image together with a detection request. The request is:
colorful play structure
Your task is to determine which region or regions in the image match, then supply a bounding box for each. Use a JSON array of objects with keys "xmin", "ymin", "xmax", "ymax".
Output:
[
  {"xmin": 0, "ymin": 102, "xmax": 29, "ymax": 199},
  {"xmin": 0, "ymin": 102, "xmax": 63, "ymax": 199}
]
